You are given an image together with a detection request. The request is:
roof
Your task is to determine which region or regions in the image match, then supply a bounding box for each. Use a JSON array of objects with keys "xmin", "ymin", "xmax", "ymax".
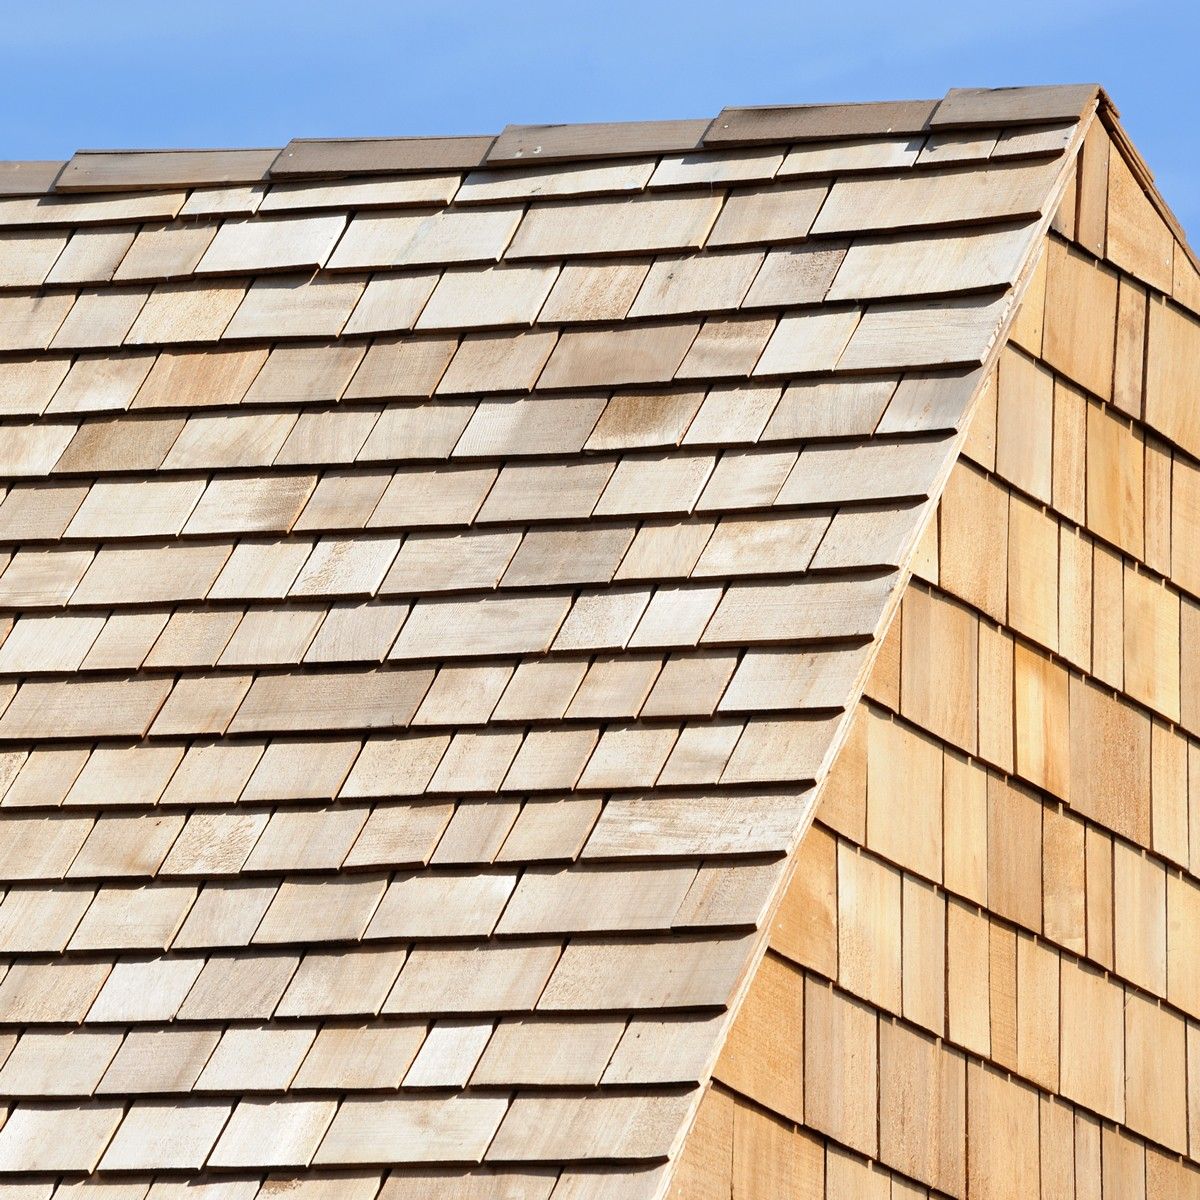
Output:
[{"xmin": 0, "ymin": 83, "xmax": 1095, "ymax": 1195}]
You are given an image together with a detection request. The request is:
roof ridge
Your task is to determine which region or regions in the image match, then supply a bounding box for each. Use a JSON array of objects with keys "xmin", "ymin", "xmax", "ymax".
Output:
[{"xmin": 6, "ymin": 83, "xmax": 1102, "ymax": 197}]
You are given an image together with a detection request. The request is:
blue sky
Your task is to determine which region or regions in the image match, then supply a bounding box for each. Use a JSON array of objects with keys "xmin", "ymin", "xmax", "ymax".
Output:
[{"xmin": 2, "ymin": 1, "xmax": 1197, "ymax": 235}]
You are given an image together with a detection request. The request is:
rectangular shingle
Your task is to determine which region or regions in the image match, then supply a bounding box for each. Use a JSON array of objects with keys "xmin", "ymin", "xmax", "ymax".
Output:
[
  {"xmin": 246, "ymin": 342, "xmax": 365, "ymax": 404},
  {"xmin": 539, "ymin": 934, "xmax": 753, "ymax": 1009},
  {"xmin": 437, "ymin": 329, "xmax": 558, "ymax": 395},
  {"xmin": 272, "ymin": 135, "xmax": 493, "ymax": 177},
  {"xmin": 490, "ymin": 118, "xmax": 707, "ymax": 162},
  {"xmin": 367, "ymin": 871, "xmax": 517, "ymax": 939},
  {"xmin": 0, "ymin": 960, "xmax": 112, "ymax": 1023},
  {"xmin": 584, "ymin": 790, "xmax": 808, "ymax": 857},
  {"xmin": 99, "ymin": 1101, "xmax": 233, "ymax": 1171},
  {"xmin": 329, "ymin": 206, "xmax": 522, "ymax": 269},
  {"xmin": 402, "ymin": 1021, "xmax": 492, "ymax": 1088},
  {"xmin": 836, "ymin": 294, "xmax": 1010, "ymax": 370},
  {"xmin": 224, "ymin": 274, "xmax": 366, "ymax": 338},
  {"xmin": 343, "ymin": 273, "xmax": 440, "ymax": 336},
  {"xmin": 503, "ymin": 525, "xmax": 634, "ymax": 587},
  {"xmin": 472, "ymin": 1017, "xmax": 625, "ymax": 1087},
  {"xmin": 741, "ymin": 243, "xmax": 847, "ymax": 308},
  {"xmin": 182, "ymin": 182, "xmax": 262, "ymax": 216},
  {"xmin": 707, "ymin": 181, "xmax": 827, "ymax": 246},
  {"xmin": 780, "ymin": 137, "xmax": 923, "ymax": 176},
  {"xmin": 293, "ymin": 1023, "xmax": 426, "ymax": 1090},
  {"xmin": 827, "ymin": 223, "xmax": 1036, "ymax": 301},
  {"xmin": 315, "ymin": 1096, "xmax": 509, "ymax": 1166},
  {"xmin": 230, "ymin": 668, "xmax": 433, "ymax": 733},
  {"xmin": 0, "ymin": 230, "xmax": 69, "ymax": 287},
  {"xmin": 629, "ymin": 251, "xmax": 763, "ymax": 318},
  {"xmin": 454, "ymin": 393, "xmax": 606, "ymax": 457},
  {"xmin": 932, "ymin": 83, "xmax": 1097, "ymax": 127},
  {"xmin": 125, "ymin": 279, "xmax": 245, "ymax": 343},
  {"xmin": 254, "ymin": 876, "xmax": 386, "ymax": 943},
  {"xmin": 162, "ymin": 410, "xmax": 298, "ymax": 470},
  {"xmin": 389, "ymin": 595, "xmax": 568, "ymax": 659},
  {"xmin": 538, "ymin": 322, "xmax": 699, "ymax": 389},
  {"xmin": 363, "ymin": 466, "xmax": 494, "ymax": 530},
  {"xmin": 488, "ymin": 1092, "xmax": 694, "ymax": 1162},
  {"xmin": 184, "ymin": 472, "xmax": 316, "ymax": 534},
  {"xmin": 0, "ymin": 355, "xmax": 72, "ymax": 416},
  {"xmin": 498, "ymin": 864, "xmax": 695, "ymax": 934},
  {"xmin": 775, "ymin": 435, "xmax": 954, "ymax": 505},
  {"xmin": 112, "ymin": 220, "xmax": 219, "ymax": 281},
  {"xmin": 69, "ymin": 882, "xmax": 197, "ymax": 950},
  {"xmin": 98, "ymin": 1027, "xmax": 219, "ymax": 1093},
  {"xmin": 388, "ymin": 530, "xmax": 516, "ymax": 595},
  {"xmin": 652, "ymin": 148, "xmax": 783, "ymax": 187},
  {"xmin": 179, "ymin": 953, "xmax": 299, "ymax": 1021},
  {"xmin": 209, "ymin": 1098, "xmax": 337, "ymax": 1168},
  {"xmin": 343, "ymin": 337, "xmax": 457, "ymax": 401},
  {"xmin": 702, "ymin": 572, "xmax": 895, "ymax": 644},
  {"xmin": 87, "ymin": 956, "xmax": 204, "ymax": 1022},
  {"xmin": 417, "ymin": 264, "xmax": 560, "ymax": 329},
  {"xmin": 812, "ymin": 158, "xmax": 1058, "ymax": 234},
  {"xmin": 133, "ymin": 345, "xmax": 266, "ymax": 408},
  {"xmin": 479, "ymin": 459, "xmax": 614, "ymax": 522},
  {"xmin": 261, "ymin": 173, "xmax": 460, "ymax": 211},
  {"xmin": 507, "ymin": 194, "xmax": 722, "ymax": 258},
  {"xmin": 385, "ymin": 942, "xmax": 561, "ymax": 1014},
  {"xmin": 73, "ymin": 541, "xmax": 230, "ymax": 606},
  {"xmin": 65, "ymin": 476, "xmax": 203, "ymax": 537},
  {"xmin": 0, "ymin": 678, "xmax": 170, "ymax": 739},
  {"xmin": 277, "ymin": 947, "xmax": 407, "ymax": 1018},
  {"xmin": 0, "ymin": 189, "xmax": 185, "ymax": 226},
  {"xmin": 196, "ymin": 1029, "xmax": 316, "ymax": 1098},
  {"xmin": 458, "ymin": 158, "xmax": 654, "ymax": 203},
  {"xmin": 0, "ymin": 1104, "xmax": 125, "ymax": 1172},
  {"xmin": 754, "ymin": 309, "xmax": 860, "ymax": 375},
  {"xmin": 539, "ymin": 259, "xmax": 649, "ymax": 323},
  {"xmin": 0, "ymin": 292, "xmax": 76, "ymax": 350},
  {"xmin": 708, "ymin": 99, "xmax": 936, "ymax": 143}
]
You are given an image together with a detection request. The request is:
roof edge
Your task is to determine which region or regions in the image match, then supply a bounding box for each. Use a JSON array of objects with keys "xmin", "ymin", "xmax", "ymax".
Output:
[{"xmin": 655, "ymin": 94, "xmax": 1100, "ymax": 1199}]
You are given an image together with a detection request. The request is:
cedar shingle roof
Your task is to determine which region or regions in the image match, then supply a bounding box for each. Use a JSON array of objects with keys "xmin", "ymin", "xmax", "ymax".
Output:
[{"xmin": 0, "ymin": 83, "xmax": 1094, "ymax": 1194}]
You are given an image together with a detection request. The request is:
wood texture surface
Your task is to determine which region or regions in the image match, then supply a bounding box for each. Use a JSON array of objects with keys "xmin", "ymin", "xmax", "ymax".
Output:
[{"xmin": 0, "ymin": 84, "xmax": 1142, "ymax": 1200}]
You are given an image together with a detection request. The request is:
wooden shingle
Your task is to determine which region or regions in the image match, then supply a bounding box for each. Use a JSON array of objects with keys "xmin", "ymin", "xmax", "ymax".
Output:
[
  {"xmin": 508, "ymin": 194, "xmax": 721, "ymax": 259},
  {"xmin": 330, "ymin": 206, "xmax": 521, "ymax": 270},
  {"xmin": 197, "ymin": 214, "xmax": 346, "ymax": 274},
  {"xmin": 815, "ymin": 158, "xmax": 1057, "ymax": 234},
  {"xmin": 316, "ymin": 1096, "xmax": 509, "ymax": 1166}
]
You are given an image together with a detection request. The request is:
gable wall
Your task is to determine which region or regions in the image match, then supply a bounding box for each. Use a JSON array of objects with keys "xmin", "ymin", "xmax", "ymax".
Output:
[{"xmin": 672, "ymin": 115, "xmax": 1200, "ymax": 1198}]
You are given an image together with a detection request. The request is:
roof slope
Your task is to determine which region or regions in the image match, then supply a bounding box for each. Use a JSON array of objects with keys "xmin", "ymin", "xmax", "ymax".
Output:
[{"xmin": 0, "ymin": 84, "xmax": 1090, "ymax": 1196}]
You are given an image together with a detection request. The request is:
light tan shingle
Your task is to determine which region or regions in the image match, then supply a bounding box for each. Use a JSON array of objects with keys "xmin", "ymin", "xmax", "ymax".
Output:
[
  {"xmin": 197, "ymin": 214, "xmax": 346, "ymax": 274},
  {"xmin": 508, "ymin": 194, "xmax": 721, "ymax": 258},
  {"xmin": 330, "ymin": 206, "xmax": 522, "ymax": 269},
  {"xmin": 315, "ymin": 1096, "xmax": 509, "ymax": 1165}
]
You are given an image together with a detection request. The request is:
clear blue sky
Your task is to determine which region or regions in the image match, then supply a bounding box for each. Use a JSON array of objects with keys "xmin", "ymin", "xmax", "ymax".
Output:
[{"xmin": 3, "ymin": 1, "xmax": 1197, "ymax": 236}]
